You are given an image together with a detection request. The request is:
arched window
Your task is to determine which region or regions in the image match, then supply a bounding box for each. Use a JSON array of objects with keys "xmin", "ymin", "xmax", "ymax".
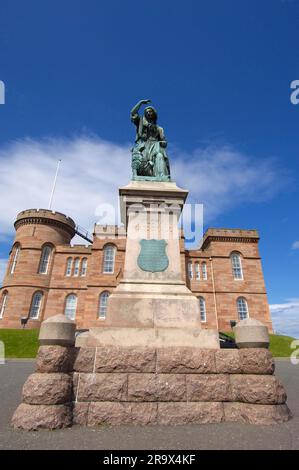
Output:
[
  {"xmin": 38, "ymin": 245, "xmax": 52, "ymax": 274},
  {"xmin": 195, "ymin": 262, "xmax": 200, "ymax": 280},
  {"xmin": 98, "ymin": 291, "xmax": 110, "ymax": 319},
  {"xmin": 65, "ymin": 257, "xmax": 73, "ymax": 277},
  {"xmin": 73, "ymin": 258, "xmax": 80, "ymax": 277},
  {"xmin": 0, "ymin": 291, "xmax": 8, "ymax": 319},
  {"xmin": 188, "ymin": 262, "xmax": 193, "ymax": 280},
  {"xmin": 81, "ymin": 258, "xmax": 87, "ymax": 276},
  {"xmin": 64, "ymin": 294, "xmax": 77, "ymax": 320},
  {"xmin": 10, "ymin": 244, "xmax": 20, "ymax": 274},
  {"xmin": 202, "ymin": 262, "xmax": 207, "ymax": 280},
  {"xmin": 103, "ymin": 245, "xmax": 116, "ymax": 273},
  {"xmin": 199, "ymin": 296, "xmax": 206, "ymax": 322},
  {"xmin": 29, "ymin": 291, "xmax": 43, "ymax": 319},
  {"xmin": 237, "ymin": 297, "xmax": 249, "ymax": 320},
  {"xmin": 231, "ymin": 252, "xmax": 243, "ymax": 280}
]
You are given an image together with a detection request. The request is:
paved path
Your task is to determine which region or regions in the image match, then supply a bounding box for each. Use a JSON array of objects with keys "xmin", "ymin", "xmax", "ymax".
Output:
[{"xmin": 0, "ymin": 359, "xmax": 298, "ymax": 450}]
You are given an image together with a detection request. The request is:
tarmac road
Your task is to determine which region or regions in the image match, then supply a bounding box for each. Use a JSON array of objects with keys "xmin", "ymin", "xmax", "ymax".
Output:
[{"xmin": 0, "ymin": 358, "xmax": 298, "ymax": 450}]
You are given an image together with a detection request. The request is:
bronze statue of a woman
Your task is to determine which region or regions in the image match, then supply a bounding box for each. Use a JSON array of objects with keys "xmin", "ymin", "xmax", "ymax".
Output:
[{"xmin": 130, "ymin": 99, "xmax": 171, "ymax": 181}]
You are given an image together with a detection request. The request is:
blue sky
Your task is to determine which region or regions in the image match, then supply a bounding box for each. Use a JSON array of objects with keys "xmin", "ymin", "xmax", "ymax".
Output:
[{"xmin": 0, "ymin": 0, "xmax": 298, "ymax": 336}]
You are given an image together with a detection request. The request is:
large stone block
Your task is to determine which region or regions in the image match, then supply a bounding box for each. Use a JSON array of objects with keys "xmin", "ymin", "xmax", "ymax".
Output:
[
  {"xmin": 215, "ymin": 350, "xmax": 241, "ymax": 374},
  {"xmin": 36, "ymin": 345, "xmax": 75, "ymax": 373},
  {"xmin": 77, "ymin": 373, "xmax": 127, "ymax": 402},
  {"xmin": 73, "ymin": 348, "xmax": 96, "ymax": 373},
  {"xmin": 239, "ymin": 349, "xmax": 275, "ymax": 374},
  {"xmin": 22, "ymin": 373, "xmax": 72, "ymax": 405},
  {"xmin": 131, "ymin": 403, "xmax": 158, "ymax": 425},
  {"xmin": 158, "ymin": 402, "xmax": 224, "ymax": 425},
  {"xmin": 12, "ymin": 403, "xmax": 72, "ymax": 430},
  {"xmin": 128, "ymin": 373, "xmax": 186, "ymax": 401},
  {"xmin": 224, "ymin": 402, "xmax": 292, "ymax": 425},
  {"xmin": 87, "ymin": 402, "xmax": 131, "ymax": 426},
  {"xmin": 87, "ymin": 402, "xmax": 159, "ymax": 426},
  {"xmin": 156, "ymin": 348, "xmax": 216, "ymax": 373},
  {"xmin": 230, "ymin": 375, "xmax": 287, "ymax": 404},
  {"xmin": 73, "ymin": 402, "xmax": 90, "ymax": 425},
  {"xmin": 87, "ymin": 326, "xmax": 219, "ymax": 349},
  {"xmin": 186, "ymin": 374, "xmax": 233, "ymax": 402},
  {"xmin": 95, "ymin": 346, "xmax": 156, "ymax": 373}
]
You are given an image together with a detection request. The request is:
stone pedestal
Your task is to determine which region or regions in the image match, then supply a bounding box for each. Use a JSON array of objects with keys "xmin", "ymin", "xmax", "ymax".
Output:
[
  {"xmin": 73, "ymin": 346, "xmax": 289, "ymax": 426},
  {"xmin": 12, "ymin": 344, "xmax": 292, "ymax": 429},
  {"xmin": 92, "ymin": 180, "xmax": 219, "ymax": 349},
  {"xmin": 12, "ymin": 181, "xmax": 292, "ymax": 430}
]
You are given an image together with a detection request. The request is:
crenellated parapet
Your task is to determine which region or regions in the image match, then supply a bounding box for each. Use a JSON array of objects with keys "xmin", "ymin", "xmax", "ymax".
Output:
[
  {"xmin": 14, "ymin": 209, "xmax": 76, "ymax": 240},
  {"xmin": 201, "ymin": 228, "xmax": 259, "ymax": 250}
]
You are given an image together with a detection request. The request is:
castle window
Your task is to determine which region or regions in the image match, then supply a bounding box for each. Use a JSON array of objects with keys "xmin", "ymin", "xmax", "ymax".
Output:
[
  {"xmin": 81, "ymin": 258, "xmax": 87, "ymax": 276},
  {"xmin": 74, "ymin": 258, "xmax": 80, "ymax": 277},
  {"xmin": 188, "ymin": 262, "xmax": 193, "ymax": 280},
  {"xmin": 64, "ymin": 294, "xmax": 77, "ymax": 320},
  {"xmin": 98, "ymin": 291, "xmax": 110, "ymax": 319},
  {"xmin": 0, "ymin": 292, "xmax": 8, "ymax": 319},
  {"xmin": 65, "ymin": 257, "xmax": 73, "ymax": 276},
  {"xmin": 103, "ymin": 245, "xmax": 116, "ymax": 274},
  {"xmin": 231, "ymin": 252, "xmax": 243, "ymax": 280},
  {"xmin": 38, "ymin": 245, "xmax": 52, "ymax": 274},
  {"xmin": 195, "ymin": 262, "xmax": 200, "ymax": 280},
  {"xmin": 29, "ymin": 291, "xmax": 43, "ymax": 319},
  {"xmin": 199, "ymin": 296, "xmax": 206, "ymax": 322},
  {"xmin": 10, "ymin": 244, "xmax": 20, "ymax": 274},
  {"xmin": 202, "ymin": 262, "xmax": 207, "ymax": 280},
  {"xmin": 237, "ymin": 297, "xmax": 249, "ymax": 320}
]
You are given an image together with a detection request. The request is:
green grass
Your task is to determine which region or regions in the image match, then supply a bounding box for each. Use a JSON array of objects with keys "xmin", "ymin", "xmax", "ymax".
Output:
[
  {"xmin": 0, "ymin": 328, "xmax": 296, "ymax": 359},
  {"xmin": 268, "ymin": 334, "xmax": 296, "ymax": 357},
  {"xmin": 222, "ymin": 331, "xmax": 296, "ymax": 357},
  {"xmin": 0, "ymin": 328, "xmax": 39, "ymax": 358}
]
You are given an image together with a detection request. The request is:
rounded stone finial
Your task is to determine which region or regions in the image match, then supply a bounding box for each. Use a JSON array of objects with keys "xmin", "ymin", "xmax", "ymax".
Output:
[
  {"xmin": 39, "ymin": 314, "xmax": 76, "ymax": 346},
  {"xmin": 234, "ymin": 318, "xmax": 270, "ymax": 349}
]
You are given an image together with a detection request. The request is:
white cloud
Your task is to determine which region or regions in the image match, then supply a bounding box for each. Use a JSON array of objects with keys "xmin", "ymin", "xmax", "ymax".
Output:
[
  {"xmin": 172, "ymin": 145, "xmax": 284, "ymax": 221},
  {"xmin": 270, "ymin": 299, "xmax": 299, "ymax": 339},
  {"xmin": 0, "ymin": 136, "xmax": 131, "ymax": 238},
  {"xmin": 0, "ymin": 136, "xmax": 284, "ymax": 247},
  {"xmin": 292, "ymin": 241, "xmax": 299, "ymax": 249}
]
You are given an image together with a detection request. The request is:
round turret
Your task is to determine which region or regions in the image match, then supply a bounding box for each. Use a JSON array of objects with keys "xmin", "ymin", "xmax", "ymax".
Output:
[
  {"xmin": 14, "ymin": 209, "xmax": 76, "ymax": 245},
  {"xmin": 0, "ymin": 209, "xmax": 76, "ymax": 328}
]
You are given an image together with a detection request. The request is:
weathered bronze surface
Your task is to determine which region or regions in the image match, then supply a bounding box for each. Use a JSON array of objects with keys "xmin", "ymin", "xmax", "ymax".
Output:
[
  {"xmin": 137, "ymin": 239, "xmax": 169, "ymax": 272},
  {"xmin": 130, "ymin": 99, "xmax": 171, "ymax": 181}
]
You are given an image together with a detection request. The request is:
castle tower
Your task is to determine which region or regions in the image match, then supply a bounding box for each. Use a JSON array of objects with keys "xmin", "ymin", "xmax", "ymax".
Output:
[{"xmin": 0, "ymin": 209, "xmax": 75, "ymax": 328}]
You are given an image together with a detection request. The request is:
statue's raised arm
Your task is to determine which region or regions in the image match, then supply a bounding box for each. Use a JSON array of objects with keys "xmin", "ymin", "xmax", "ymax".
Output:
[
  {"xmin": 130, "ymin": 100, "xmax": 171, "ymax": 181},
  {"xmin": 130, "ymin": 99, "xmax": 151, "ymax": 124}
]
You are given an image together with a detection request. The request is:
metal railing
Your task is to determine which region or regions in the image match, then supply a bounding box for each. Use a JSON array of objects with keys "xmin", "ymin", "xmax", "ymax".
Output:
[{"xmin": 75, "ymin": 225, "xmax": 93, "ymax": 244}]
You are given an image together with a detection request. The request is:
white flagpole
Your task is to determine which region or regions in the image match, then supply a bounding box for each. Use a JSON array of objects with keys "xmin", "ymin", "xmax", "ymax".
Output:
[{"xmin": 48, "ymin": 159, "xmax": 61, "ymax": 210}]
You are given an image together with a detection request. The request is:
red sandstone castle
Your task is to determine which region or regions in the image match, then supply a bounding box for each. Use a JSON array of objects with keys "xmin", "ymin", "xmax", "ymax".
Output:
[{"xmin": 0, "ymin": 208, "xmax": 273, "ymax": 332}]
